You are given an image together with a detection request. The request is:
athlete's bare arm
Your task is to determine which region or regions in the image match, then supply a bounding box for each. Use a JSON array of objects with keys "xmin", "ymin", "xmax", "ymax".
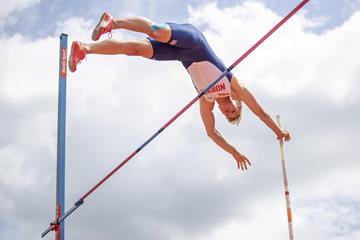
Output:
[
  {"xmin": 199, "ymin": 97, "xmax": 251, "ymax": 170},
  {"xmin": 230, "ymin": 76, "xmax": 291, "ymax": 141}
]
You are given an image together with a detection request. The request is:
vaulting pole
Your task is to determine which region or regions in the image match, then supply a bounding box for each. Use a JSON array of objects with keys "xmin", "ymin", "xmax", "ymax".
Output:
[
  {"xmin": 41, "ymin": 1, "xmax": 309, "ymax": 237},
  {"xmin": 276, "ymin": 115, "xmax": 295, "ymax": 240}
]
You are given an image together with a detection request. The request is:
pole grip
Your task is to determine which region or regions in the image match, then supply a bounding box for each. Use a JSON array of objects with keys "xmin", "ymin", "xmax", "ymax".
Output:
[{"xmin": 276, "ymin": 115, "xmax": 285, "ymax": 159}]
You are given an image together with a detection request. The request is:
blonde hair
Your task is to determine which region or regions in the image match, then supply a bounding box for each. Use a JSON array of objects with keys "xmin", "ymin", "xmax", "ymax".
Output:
[{"xmin": 226, "ymin": 100, "xmax": 243, "ymax": 125}]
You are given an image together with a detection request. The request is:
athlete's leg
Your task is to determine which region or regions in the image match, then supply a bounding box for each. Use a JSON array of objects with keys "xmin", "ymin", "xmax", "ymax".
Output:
[
  {"xmin": 112, "ymin": 16, "xmax": 171, "ymax": 42},
  {"xmin": 68, "ymin": 39, "xmax": 153, "ymax": 72},
  {"xmin": 84, "ymin": 39, "xmax": 153, "ymax": 57},
  {"xmin": 92, "ymin": 12, "xmax": 171, "ymax": 43}
]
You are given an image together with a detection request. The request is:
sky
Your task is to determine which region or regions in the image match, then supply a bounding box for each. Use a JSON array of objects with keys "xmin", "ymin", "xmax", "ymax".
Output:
[{"xmin": 0, "ymin": 0, "xmax": 360, "ymax": 240}]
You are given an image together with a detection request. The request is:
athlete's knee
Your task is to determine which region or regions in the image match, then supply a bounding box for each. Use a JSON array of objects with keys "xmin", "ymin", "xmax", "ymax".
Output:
[
  {"xmin": 124, "ymin": 40, "xmax": 152, "ymax": 58},
  {"xmin": 123, "ymin": 43, "xmax": 140, "ymax": 56},
  {"xmin": 148, "ymin": 23, "xmax": 171, "ymax": 42}
]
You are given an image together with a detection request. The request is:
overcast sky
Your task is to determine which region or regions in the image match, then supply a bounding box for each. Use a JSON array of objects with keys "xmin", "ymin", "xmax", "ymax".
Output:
[{"xmin": 1, "ymin": 0, "xmax": 360, "ymax": 240}]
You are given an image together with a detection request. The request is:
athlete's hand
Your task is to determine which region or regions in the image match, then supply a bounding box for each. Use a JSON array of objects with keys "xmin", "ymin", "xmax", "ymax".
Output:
[
  {"xmin": 232, "ymin": 150, "xmax": 251, "ymax": 170},
  {"xmin": 277, "ymin": 130, "xmax": 291, "ymax": 142}
]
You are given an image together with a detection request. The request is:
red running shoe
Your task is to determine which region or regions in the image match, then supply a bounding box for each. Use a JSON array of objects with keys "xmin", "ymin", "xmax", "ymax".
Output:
[
  {"xmin": 92, "ymin": 12, "xmax": 113, "ymax": 41},
  {"xmin": 68, "ymin": 41, "xmax": 86, "ymax": 73}
]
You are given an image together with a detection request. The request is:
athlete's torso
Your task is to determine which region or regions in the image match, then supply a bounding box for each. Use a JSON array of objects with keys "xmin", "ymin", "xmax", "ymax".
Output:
[
  {"xmin": 149, "ymin": 23, "xmax": 233, "ymax": 102},
  {"xmin": 169, "ymin": 23, "xmax": 233, "ymax": 102},
  {"xmin": 187, "ymin": 61, "xmax": 231, "ymax": 102}
]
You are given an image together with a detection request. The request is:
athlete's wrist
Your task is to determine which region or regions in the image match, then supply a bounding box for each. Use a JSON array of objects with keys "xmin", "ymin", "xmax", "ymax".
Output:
[{"xmin": 230, "ymin": 148, "xmax": 238, "ymax": 156}]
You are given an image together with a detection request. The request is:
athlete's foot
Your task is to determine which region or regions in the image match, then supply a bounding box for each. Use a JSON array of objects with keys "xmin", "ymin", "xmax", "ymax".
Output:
[
  {"xmin": 68, "ymin": 41, "xmax": 86, "ymax": 73},
  {"xmin": 92, "ymin": 12, "xmax": 113, "ymax": 41}
]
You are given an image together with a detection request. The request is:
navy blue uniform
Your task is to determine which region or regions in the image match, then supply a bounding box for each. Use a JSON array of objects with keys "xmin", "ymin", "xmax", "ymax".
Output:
[{"xmin": 147, "ymin": 23, "xmax": 233, "ymax": 102}]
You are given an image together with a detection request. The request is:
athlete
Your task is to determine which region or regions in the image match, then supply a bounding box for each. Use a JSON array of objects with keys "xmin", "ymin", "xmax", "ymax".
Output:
[{"xmin": 69, "ymin": 13, "xmax": 291, "ymax": 170}]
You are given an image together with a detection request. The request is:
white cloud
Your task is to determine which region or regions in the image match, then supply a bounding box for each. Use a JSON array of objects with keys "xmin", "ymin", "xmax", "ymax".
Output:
[
  {"xmin": 188, "ymin": 2, "xmax": 360, "ymax": 103},
  {"xmin": 1, "ymin": 1, "xmax": 360, "ymax": 240},
  {"xmin": 0, "ymin": 0, "xmax": 41, "ymax": 26},
  {"xmin": 0, "ymin": 34, "xmax": 58, "ymax": 103},
  {"xmin": 0, "ymin": 146, "xmax": 36, "ymax": 187}
]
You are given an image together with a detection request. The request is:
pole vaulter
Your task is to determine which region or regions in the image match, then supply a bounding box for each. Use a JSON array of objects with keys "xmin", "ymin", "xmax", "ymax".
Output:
[{"xmin": 42, "ymin": 0, "xmax": 309, "ymax": 238}]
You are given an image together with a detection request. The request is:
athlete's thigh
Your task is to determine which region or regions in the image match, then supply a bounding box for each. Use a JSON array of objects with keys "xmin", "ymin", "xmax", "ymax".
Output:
[
  {"xmin": 120, "ymin": 39, "xmax": 154, "ymax": 58},
  {"xmin": 146, "ymin": 38, "xmax": 183, "ymax": 61}
]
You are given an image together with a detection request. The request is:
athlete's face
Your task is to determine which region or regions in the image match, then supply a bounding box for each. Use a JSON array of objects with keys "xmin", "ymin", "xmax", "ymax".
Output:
[{"xmin": 219, "ymin": 100, "xmax": 239, "ymax": 119}]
